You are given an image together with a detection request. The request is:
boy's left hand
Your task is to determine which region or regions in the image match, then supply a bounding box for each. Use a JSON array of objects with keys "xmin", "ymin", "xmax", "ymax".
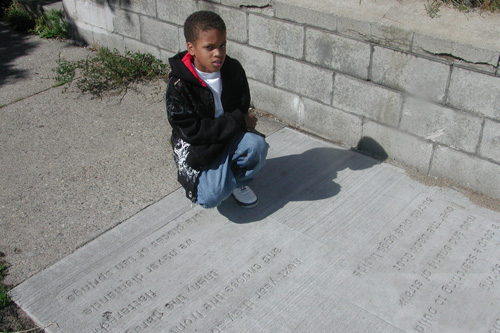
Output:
[{"xmin": 244, "ymin": 113, "xmax": 257, "ymax": 129}]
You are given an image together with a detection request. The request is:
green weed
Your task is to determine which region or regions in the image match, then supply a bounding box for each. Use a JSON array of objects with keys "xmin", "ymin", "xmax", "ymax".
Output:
[
  {"xmin": 0, "ymin": 260, "xmax": 44, "ymax": 333},
  {"xmin": 0, "ymin": 262, "xmax": 11, "ymax": 309},
  {"xmin": 0, "ymin": 263, "xmax": 7, "ymax": 280},
  {"xmin": 2, "ymin": 0, "xmax": 69, "ymax": 39},
  {"xmin": 34, "ymin": 9, "xmax": 69, "ymax": 39},
  {"xmin": 55, "ymin": 47, "xmax": 169, "ymax": 97},
  {"xmin": 425, "ymin": 0, "xmax": 443, "ymax": 17},
  {"xmin": 0, "ymin": 285, "xmax": 10, "ymax": 308},
  {"xmin": 2, "ymin": 0, "xmax": 36, "ymax": 32}
]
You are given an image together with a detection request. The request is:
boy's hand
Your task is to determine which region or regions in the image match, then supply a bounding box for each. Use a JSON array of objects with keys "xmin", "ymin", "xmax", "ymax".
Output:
[{"xmin": 244, "ymin": 113, "xmax": 257, "ymax": 129}]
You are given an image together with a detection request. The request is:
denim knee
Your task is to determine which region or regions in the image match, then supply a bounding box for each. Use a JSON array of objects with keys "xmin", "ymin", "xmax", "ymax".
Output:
[
  {"xmin": 196, "ymin": 172, "xmax": 235, "ymax": 209},
  {"xmin": 197, "ymin": 185, "xmax": 231, "ymax": 208},
  {"xmin": 197, "ymin": 193, "xmax": 222, "ymax": 209},
  {"xmin": 196, "ymin": 132, "xmax": 268, "ymax": 209}
]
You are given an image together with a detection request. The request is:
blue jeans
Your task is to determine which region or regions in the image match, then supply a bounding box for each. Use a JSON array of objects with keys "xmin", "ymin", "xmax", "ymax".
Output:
[{"xmin": 196, "ymin": 132, "xmax": 269, "ymax": 208}]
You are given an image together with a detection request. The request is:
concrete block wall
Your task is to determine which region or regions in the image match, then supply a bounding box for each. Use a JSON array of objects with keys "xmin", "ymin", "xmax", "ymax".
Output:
[{"xmin": 62, "ymin": 0, "xmax": 500, "ymax": 199}]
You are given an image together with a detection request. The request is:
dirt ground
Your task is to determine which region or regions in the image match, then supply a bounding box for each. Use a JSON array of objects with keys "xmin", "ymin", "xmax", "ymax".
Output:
[
  {"xmin": 0, "ymin": 304, "xmax": 43, "ymax": 333},
  {"xmin": 404, "ymin": 165, "xmax": 500, "ymax": 213}
]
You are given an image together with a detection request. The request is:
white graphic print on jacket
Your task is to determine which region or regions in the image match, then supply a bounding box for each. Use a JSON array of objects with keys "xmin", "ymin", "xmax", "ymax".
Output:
[{"xmin": 173, "ymin": 138, "xmax": 200, "ymax": 185}]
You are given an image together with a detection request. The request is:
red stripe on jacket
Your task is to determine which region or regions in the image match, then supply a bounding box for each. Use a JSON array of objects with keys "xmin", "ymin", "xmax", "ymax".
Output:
[{"xmin": 182, "ymin": 52, "xmax": 207, "ymax": 87}]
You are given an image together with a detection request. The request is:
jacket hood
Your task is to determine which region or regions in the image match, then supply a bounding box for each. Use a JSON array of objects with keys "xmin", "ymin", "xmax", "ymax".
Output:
[
  {"xmin": 169, "ymin": 51, "xmax": 205, "ymax": 86},
  {"xmin": 169, "ymin": 51, "xmax": 237, "ymax": 88}
]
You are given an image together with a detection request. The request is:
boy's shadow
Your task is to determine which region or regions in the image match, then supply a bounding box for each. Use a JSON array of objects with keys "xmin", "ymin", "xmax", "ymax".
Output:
[{"xmin": 217, "ymin": 147, "xmax": 380, "ymax": 223}]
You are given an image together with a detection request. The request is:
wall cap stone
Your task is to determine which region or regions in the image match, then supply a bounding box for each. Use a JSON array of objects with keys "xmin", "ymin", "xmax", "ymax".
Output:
[{"xmin": 275, "ymin": 0, "xmax": 500, "ymax": 71}]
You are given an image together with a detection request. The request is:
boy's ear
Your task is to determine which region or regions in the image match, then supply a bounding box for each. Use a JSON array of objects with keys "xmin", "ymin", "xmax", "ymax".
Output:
[{"xmin": 187, "ymin": 41, "xmax": 195, "ymax": 56}]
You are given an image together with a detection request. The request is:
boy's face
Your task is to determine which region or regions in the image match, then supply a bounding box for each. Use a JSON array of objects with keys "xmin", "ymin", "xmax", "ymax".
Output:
[{"xmin": 187, "ymin": 28, "xmax": 226, "ymax": 73}]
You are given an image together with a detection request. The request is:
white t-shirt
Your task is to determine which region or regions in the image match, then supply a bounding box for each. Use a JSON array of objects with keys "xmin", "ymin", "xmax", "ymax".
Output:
[{"xmin": 194, "ymin": 67, "xmax": 224, "ymax": 118}]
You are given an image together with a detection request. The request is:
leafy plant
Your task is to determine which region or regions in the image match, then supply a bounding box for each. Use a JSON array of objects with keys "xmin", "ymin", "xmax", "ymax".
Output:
[
  {"xmin": 2, "ymin": 0, "xmax": 69, "ymax": 39},
  {"xmin": 0, "ymin": 262, "xmax": 6, "ymax": 280},
  {"xmin": 34, "ymin": 9, "xmax": 69, "ymax": 39},
  {"xmin": 0, "ymin": 262, "xmax": 11, "ymax": 309},
  {"xmin": 0, "ymin": 285, "xmax": 10, "ymax": 308},
  {"xmin": 55, "ymin": 47, "xmax": 169, "ymax": 97},
  {"xmin": 2, "ymin": 0, "xmax": 36, "ymax": 32}
]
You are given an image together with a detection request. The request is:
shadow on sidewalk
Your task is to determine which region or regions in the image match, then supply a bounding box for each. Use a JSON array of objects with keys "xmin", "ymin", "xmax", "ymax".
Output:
[
  {"xmin": 217, "ymin": 147, "xmax": 380, "ymax": 223},
  {"xmin": 0, "ymin": 23, "xmax": 38, "ymax": 89}
]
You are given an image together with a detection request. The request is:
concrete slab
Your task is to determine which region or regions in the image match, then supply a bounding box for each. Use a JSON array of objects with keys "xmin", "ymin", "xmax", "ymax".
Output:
[{"xmin": 10, "ymin": 128, "xmax": 500, "ymax": 332}]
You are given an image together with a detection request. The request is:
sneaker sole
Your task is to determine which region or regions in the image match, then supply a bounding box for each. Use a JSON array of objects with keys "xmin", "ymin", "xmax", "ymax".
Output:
[{"xmin": 232, "ymin": 196, "xmax": 258, "ymax": 208}]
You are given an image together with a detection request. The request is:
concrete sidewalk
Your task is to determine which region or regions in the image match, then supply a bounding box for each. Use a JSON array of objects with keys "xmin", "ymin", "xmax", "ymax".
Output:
[
  {"xmin": 0, "ymin": 23, "xmax": 284, "ymax": 287},
  {"xmin": 3, "ymin": 24, "xmax": 500, "ymax": 332},
  {"xmin": 1, "ymin": 23, "xmax": 171, "ymax": 287}
]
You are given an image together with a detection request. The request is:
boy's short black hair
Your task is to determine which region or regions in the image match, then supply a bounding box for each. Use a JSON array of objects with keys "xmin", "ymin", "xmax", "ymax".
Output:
[{"xmin": 184, "ymin": 11, "xmax": 226, "ymax": 43}]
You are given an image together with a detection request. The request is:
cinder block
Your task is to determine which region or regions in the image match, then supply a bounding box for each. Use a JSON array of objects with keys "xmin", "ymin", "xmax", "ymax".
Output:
[
  {"xmin": 400, "ymin": 97, "xmax": 482, "ymax": 153},
  {"xmin": 221, "ymin": 0, "xmax": 270, "ymax": 8},
  {"xmin": 198, "ymin": 3, "xmax": 248, "ymax": 43},
  {"xmin": 160, "ymin": 49, "xmax": 177, "ymax": 65},
  {"xmin": 332, "ymin": 74, "xmax": 402, "ymax": 127},
  {"xmin": 92, "ymin": 29, "xmax": 125, "ymax": 53},
  {"xmin": 336, "ymin": 16, "xmax": 371, "ymax": 41},
  {"xmin": 140, "ymin": 17, "xmax": 179, "ymax": 53},
  {"xmin": 76, "ymin": 0, "xmax": 114, "ymax": 31},
  {"xmin": 62, "ymin": 0, "xmax": 77, "ymax": 20},
  {"xmin": 300, "ymin": 98, "xmax": 362, "ymax": 147},
  {"xmin": 119, "ymin": 0, "xmax": 155, "ymax": 17},
  {"xmin": 71, "ymin": 21, "xmax": 94, "ymax": 44},
  {"xmin": 226, "ymin": 43, "xmax": 273, "ymax": 85},
  {"xmin": 479, "ymin": 119, "xmax": 500, "ymax": 164},
  {"xmin": 363, "ymin": 121, "xmax": 433, "ymax": 173},
  {"xmin": 371, "ymin": 23, "xmax": 413, "ymax": 50},
  {"xmin": 430, "ymin": 146, "xmax": 500, "ymax": 199},
  {"xmin": 123, "ymin": 37, "xmax": 161, "ymax": 59},
  {"xmin": 305, "ymin": 28, "xmax": 371, "ymax": 80},
  {"xmin": 412, "ymin": 34, "xmax": 499, "ymax": 73},
  {"xmin": 219, "ymin": 0, "xmax": 273, "ymax": 14},
  {"xmin": 275, "ymin": 56, "xmax": 333, "ymax": 104},
  {"xmin": 275, "ymin": 0, "xmax": 337, "ymax": 32},
  {"xmin": 113, "ymin": 9, "xmax": 140, "ymax": 40},
  {"xmin": 220, "ymin": 0, "xmax": 273, "ymax": 16},
  {"xmin": 248, "ymin": 79, "xmax": 301, "ymax": 124},
  {"xmin": 371, "ymin": 46, "xmax": 450, "ymax": 103},
  {"xmin": 157, "ymin": 0, "xmax": 196, "ymax": 27},
  {"xmin": 447, "ymin": 67, "xmax": 500, "ymax": 121},
  {"xmin": 249, "ymin": 15, "xmax": 304, "ymax": 59},
  {"xmin": 177, "ymin": 26, "xmax": 185, "ymax": 52}
]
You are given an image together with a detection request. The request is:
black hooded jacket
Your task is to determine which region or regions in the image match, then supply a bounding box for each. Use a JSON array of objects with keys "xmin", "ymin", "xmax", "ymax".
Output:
[{"xmin": 166, "ymin": 51, "xmax": 250, "ymax": 201}]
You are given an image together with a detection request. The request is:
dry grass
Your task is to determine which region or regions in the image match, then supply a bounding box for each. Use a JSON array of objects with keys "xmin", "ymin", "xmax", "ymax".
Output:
[{"xmin": 426, "ymin": 0, "xmax": 500, "ymax": 17}]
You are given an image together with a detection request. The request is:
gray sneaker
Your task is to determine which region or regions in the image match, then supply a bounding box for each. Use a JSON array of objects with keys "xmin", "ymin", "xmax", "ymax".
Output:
[{"xmin": 232, "ymin": 186, "xmax": 258, "ymax": 208}]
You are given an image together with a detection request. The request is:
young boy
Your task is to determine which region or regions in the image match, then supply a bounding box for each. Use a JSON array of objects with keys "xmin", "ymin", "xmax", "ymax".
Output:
[{"xmin": 166, "ymin": 11, "xmax": 269, "ymax": 209}]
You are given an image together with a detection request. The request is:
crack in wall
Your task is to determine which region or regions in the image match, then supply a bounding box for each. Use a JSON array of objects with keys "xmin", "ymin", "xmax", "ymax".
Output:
[
  {"xmin": 239, "ymin": 3, "xmax": 272, "ymax": 9},
  {"xmin": 423, "ymin": 49, "xmax": 498, "ymax": 69}
]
